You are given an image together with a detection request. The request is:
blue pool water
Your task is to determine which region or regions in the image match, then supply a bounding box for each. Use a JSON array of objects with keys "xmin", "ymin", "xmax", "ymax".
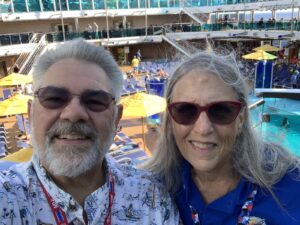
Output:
[{"xmin": 249, "ymin": 97, "xmax": 300, "ymax": 157}]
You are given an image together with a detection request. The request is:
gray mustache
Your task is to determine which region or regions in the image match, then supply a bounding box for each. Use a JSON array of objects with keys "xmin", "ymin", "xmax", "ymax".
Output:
[{"xmin": 47, "ymin": 120, "xmax": 98, "ymax": 141}]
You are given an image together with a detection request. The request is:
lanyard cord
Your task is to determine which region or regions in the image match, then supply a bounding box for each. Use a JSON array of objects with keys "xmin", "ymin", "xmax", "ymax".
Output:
[
  {"xmin": 190, "ymin": 186, "xmax": 258, "ymax": 225},
  {"xmin": 39, "ymin": 172, "xmax": 115, "ymax": 225}
]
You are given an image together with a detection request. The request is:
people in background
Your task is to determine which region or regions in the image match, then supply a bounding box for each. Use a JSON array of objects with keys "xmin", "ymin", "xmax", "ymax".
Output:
[
  {"xmin": 258, "ymin": 17, "xmax": 264, "ymax": 29},
  {"xmin": 0, "ymin": 39, "xmax": 179, "ymax": 224},
  {"xmin": 144, "ymin": 51, "xmax": 300, "ymax": 224},
  {"xmin": 262, "ymin": 114, "xmax": 270, "ymax": 122},
  {"xmin": 281, "ymin": 117, "xmax": 290, "ymax": 128},
  {"xmin": 136, "ymin": 49, "xmax": 142, "ymax": 61},
  {"xmin": 291, "ymin": 69, "xmax": 299, "ymax": 88},
  {"xmin": 131, "ymin": 55, "xmax": 140, "ymax": 75}
]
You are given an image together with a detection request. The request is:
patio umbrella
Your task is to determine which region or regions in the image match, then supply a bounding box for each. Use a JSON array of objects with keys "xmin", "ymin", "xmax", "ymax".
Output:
[
  {"xmin": 253, "ymin": 44, "xmax": 280, "ymax": 52},
  {"xmin": 0, "ymin": 147, "xmax": 32, "ymax": 163},
  {"xmin": 0, "ymin": 94, "xmax": 32, "ymax": 117},
  {"xmin": 121, "ymin": 92, "xmax": 166, "ymax": 117},
  {"xmin": 120, "ymin": 92, "xmax": 166, "ymax": 149},
  {"xmin": 0, "ymin": 73, "xmax": 32, "ymax": 86},
  {"xmin": 242, "ymin": 50, "xmax": 277, "ymax": 60}
]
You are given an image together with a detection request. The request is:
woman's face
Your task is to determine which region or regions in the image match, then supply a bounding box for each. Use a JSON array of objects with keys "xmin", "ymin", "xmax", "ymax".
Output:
[{"xmin": 170, "ymin": 71, "xmax": 245, "ymax": 175}]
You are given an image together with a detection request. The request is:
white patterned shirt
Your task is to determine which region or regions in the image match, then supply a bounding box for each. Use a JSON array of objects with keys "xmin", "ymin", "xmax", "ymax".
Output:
[{"xmin": 0, "ymin": 154, "xmax": 179, "ymax": 225}]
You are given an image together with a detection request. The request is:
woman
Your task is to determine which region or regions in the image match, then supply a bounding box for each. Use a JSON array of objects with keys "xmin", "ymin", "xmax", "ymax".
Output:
[{"xmin": 144, "ymin": 52, "xmax": 300, "ymax": 224}]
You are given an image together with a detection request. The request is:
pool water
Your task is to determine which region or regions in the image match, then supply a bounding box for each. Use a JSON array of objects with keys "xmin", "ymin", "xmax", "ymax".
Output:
[{"xmin": 249, "ymin": 97, "xmax": 300, "ymax": 157}]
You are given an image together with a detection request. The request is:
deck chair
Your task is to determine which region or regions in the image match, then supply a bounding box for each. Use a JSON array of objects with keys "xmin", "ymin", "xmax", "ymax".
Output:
[
  {"xmin": 129, "ymin": 77, "xmax": 146, "ymax": 92},
  {"xmin": 122, "ymin": 79, "xmax": 137, "ymax": 96},
  {"xmin": 0, "ymin": 161, "xmax": 16, "ymax": 170},
  {"xmin": 16, "ymin": 114, "xmax": 26, "ymax": 133},
  {"xmin": 16, "ymin": 140, "xmax": 30, "ymax": 149},
  {"xmin": 2, "ymin": 89, "xmax": 12, "ymax": 99},
  {"xmin": 0, "ymin": 144, "xmax": 7, "ymax": 158}
]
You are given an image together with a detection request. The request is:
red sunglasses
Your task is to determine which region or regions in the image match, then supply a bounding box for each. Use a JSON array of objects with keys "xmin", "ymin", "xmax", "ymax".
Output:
[{"xmin": 168, "ymin": 101, "xmax": 243, "ymax": 125}]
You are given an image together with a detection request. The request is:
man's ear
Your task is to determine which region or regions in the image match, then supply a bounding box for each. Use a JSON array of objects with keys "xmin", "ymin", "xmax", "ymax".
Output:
[
  {"xmin": 115, "ymin": 104, "xmax": 123, "ymax": 130},
  {"xmin": 27, "ymin": 99, "xmax": 32, "ymax": 123}
]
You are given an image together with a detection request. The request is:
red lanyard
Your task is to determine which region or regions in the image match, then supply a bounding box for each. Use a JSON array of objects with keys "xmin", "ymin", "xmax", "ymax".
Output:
[
  {"xmin": 39, "ymin": 172, "xmax": 115, "ymax": 225},
  {"xmin": 39, "ymin": 181, "xmax": 68, "ymax": 225},
  {"xmin": 104, "ymin": 173, "xmax": 115, "ymax": 225}
]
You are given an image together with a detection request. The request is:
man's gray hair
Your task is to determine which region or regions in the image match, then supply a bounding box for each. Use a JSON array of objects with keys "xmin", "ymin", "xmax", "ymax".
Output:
[
  {"xmin": 31, "ymin": 38, "xmax": 123, "ymax": 101},
  {"xmin": 144, "ymin": 51, "xmax": 300, "ymax": 196}
]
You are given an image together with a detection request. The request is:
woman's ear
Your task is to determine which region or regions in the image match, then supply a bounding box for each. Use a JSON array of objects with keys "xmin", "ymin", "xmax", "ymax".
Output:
[{"xmin": 236, "ymin": 110, "xmax": 246, "ymax": 135}]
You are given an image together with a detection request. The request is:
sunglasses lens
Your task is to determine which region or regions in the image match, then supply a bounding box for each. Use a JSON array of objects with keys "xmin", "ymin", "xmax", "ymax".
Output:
[
  {"xmin": 36, "ymin": 87, "xmax": 114, "ymax": 111},
  {"xmin": 37, "ymin": 87, "xmax": 69, "ymax": 109},
  {"xmin": 208, "ymin": 102, "xmax": 241, "ymax": 124},
  {"xmin": 82, "ymin": 90, "xmax": 113, "ymax": 112},
  {"xmin": 169, "ymin": 103, "xmax": 199, "ymax": 125}
]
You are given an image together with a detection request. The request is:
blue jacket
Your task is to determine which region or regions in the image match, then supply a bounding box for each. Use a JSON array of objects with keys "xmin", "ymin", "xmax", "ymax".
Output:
[{"xmin": 174, "ymin": 161, "xmax": 300, "ymax": 225}]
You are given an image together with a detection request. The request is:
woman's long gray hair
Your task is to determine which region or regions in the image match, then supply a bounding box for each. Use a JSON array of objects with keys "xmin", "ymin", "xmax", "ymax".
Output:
[{"xmin": 143, "ymin": 51, "xmax": 300, "ymax": 196}]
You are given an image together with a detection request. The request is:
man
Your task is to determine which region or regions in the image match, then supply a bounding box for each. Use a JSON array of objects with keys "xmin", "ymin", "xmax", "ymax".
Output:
[
  {"xmin": 131, "ymin": 55, "xmax": 140, "ymax": 75},
  {"xmin": 291, "ymin": 69, "xmax": 299, "ymax": 88},
  {"xmin": 0, "ymin": 39, "xmax": 178, "ymax": 225}
]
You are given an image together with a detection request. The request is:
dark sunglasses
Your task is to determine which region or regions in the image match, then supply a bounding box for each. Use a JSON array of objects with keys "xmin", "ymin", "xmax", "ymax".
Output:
[
  {"xmin": 168, "ymin": 101, "xmax": 243, "ymax": 125},
  {"xmin": 34, "ymin": 86, "xmax": 115, "ymax": 112}
]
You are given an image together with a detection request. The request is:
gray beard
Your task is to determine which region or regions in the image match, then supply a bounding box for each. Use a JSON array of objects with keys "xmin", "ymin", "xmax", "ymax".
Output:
[{"xmin": 31, "ymin": 122, "xmax": 115, "ymax": 178}]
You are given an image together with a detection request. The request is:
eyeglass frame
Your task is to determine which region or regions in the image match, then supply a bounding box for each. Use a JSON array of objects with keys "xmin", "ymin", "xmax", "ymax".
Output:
[
  {"xmin": 167, "ymin": 100, "xmax": 244, "ymax": 125},
  {"xmin": 34, "ymin": 86, "xmax": 116, "ymax": 112}
]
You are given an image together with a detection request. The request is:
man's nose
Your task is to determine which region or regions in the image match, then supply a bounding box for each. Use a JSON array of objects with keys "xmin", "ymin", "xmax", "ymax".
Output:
[{"xmin": 59, "ymin": 97, "xmax": 89, "ymax": 122}]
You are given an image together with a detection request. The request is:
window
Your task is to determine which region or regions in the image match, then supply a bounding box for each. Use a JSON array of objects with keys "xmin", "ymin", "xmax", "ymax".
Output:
[
  {"xmin": 28, "ymin": 0, "xmax": 41, "ymax": 11},
  {"xmin": 107, "ymin": 0, "xmax": 117, "ymax": 9},
  {"xmin": 68, "ymin": 0, "xmax": 80, "ymax": 10},
  {"xmin": 129, "ymin": 0, "xmax": 138, "ymax": 9},
  {"xmin": 160, "ymin": 0, "xmax": 168, "ymax": 7},
  {"xmin": 43, "ymin": 0, "xmax": 55, "ymax": 11},
  {"xmin": 82, "ymin": 0, "xmax": 93, "ymax": 9},
  {"xmin": 55, "ymin": 0, "xmax": 68, "ymax": 10},
  {"xmin": 149, "ymin": 0, "xmax": 158, "ymax": 8},
  {"xmin": 13, "ymin": 0, "xmax": 27, "ymax": 12},
  {"xmin": 94, "ymin": 0, "xmax": 105, "ymax": 9},
  {"xmin": 119, "ymin": 0, "xmax": 128, "ymax": 9}
]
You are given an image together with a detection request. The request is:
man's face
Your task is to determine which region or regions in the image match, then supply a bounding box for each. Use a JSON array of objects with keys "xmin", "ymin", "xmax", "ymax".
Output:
[{"xmin": 29, "ymin": 58, "xmax": 122, "ymax": 177}]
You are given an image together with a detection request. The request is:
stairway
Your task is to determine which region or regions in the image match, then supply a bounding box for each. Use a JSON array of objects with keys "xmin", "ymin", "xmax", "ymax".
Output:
[{"xmin": 9, "ymin": 33, "xmax": 47, "ymax": 75}]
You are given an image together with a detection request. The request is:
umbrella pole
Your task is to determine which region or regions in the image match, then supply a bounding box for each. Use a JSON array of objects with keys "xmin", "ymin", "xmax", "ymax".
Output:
[
  {"xmin": 141, "ymin": 117, "xmax": 146, "ymax": 150},
  {"xmin": 22, "ymin": 114, "xmax": 28, "ymax": 139}
]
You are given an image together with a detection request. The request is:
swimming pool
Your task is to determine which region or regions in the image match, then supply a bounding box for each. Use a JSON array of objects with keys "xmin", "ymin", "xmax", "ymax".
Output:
[{"xmin": 249, "ymin": 97, "xmax": 300, "ymax": 157}]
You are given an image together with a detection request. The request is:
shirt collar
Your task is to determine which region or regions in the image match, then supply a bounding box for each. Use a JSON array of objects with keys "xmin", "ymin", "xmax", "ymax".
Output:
[
  {"xmin": 32, "ymin": 154, "xmax": 119, "ymax": 211},
  {"xmin": 176, "ymin": 160, "xmax": 257, "ymax": 213}
]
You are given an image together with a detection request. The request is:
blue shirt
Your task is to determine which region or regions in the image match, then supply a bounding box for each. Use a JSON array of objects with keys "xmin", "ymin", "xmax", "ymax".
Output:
[{"xmin": 175, "ymin": 161, "xmax": 300, "ymax": 225}]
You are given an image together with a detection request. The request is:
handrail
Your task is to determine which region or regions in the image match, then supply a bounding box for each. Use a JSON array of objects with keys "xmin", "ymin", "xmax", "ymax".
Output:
[
  {"xmin": 1, "ymin": 21, "xmax": 299, "ymax": 47},
  {"xmin": 19, "ymin": 34, "xmax": 47, "ymax": 74},
  {"xmin": 248, "ymin": 99, "xmax": 265, "ymax": 110},
  {"xmin": 8, "ymin": 33, "xmax": 38, "ymax": 74},
  {"xmin": 0, "ymin": 0, "xmax": 286, "ymax": 13}
]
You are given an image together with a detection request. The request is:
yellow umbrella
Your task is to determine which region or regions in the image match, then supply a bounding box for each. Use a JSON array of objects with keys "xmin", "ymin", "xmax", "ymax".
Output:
[
  {"xmin": 242, "ymin": 50, "xmax": 277, "ymax": 60},
  {"xmin": 0, "ymin": 148, "xmax": 32, "ymax": 162},
  {"xmin": 253, "ymin": 44, "xmax": 280, "ymax": 52},
  {"xmin": 0, "ymin": 94, "xmax": 32, "ymax": 117},
  {"xmin": 0, "ymin": 73, "xmax": 32, "ymax": 86},
  {"xmin": 121, "ymin": 92, "xmax": 166, "ymax": 117},
  {"xmin": 120, "ymin": 92, "xmax": 166, "ymax": 149}
]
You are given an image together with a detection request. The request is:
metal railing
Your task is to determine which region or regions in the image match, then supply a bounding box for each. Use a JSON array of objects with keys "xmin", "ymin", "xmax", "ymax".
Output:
[
  {"xmin": 8, "ymin": 33, "xmax": 41, "ymax": 74},
  {"xmin": 0, "ymin": 0, "xmax": 283, "ymax": 13},
  {"xmin": 19, "ymin": 34, "xmax": 47, "ymax": 74}
]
